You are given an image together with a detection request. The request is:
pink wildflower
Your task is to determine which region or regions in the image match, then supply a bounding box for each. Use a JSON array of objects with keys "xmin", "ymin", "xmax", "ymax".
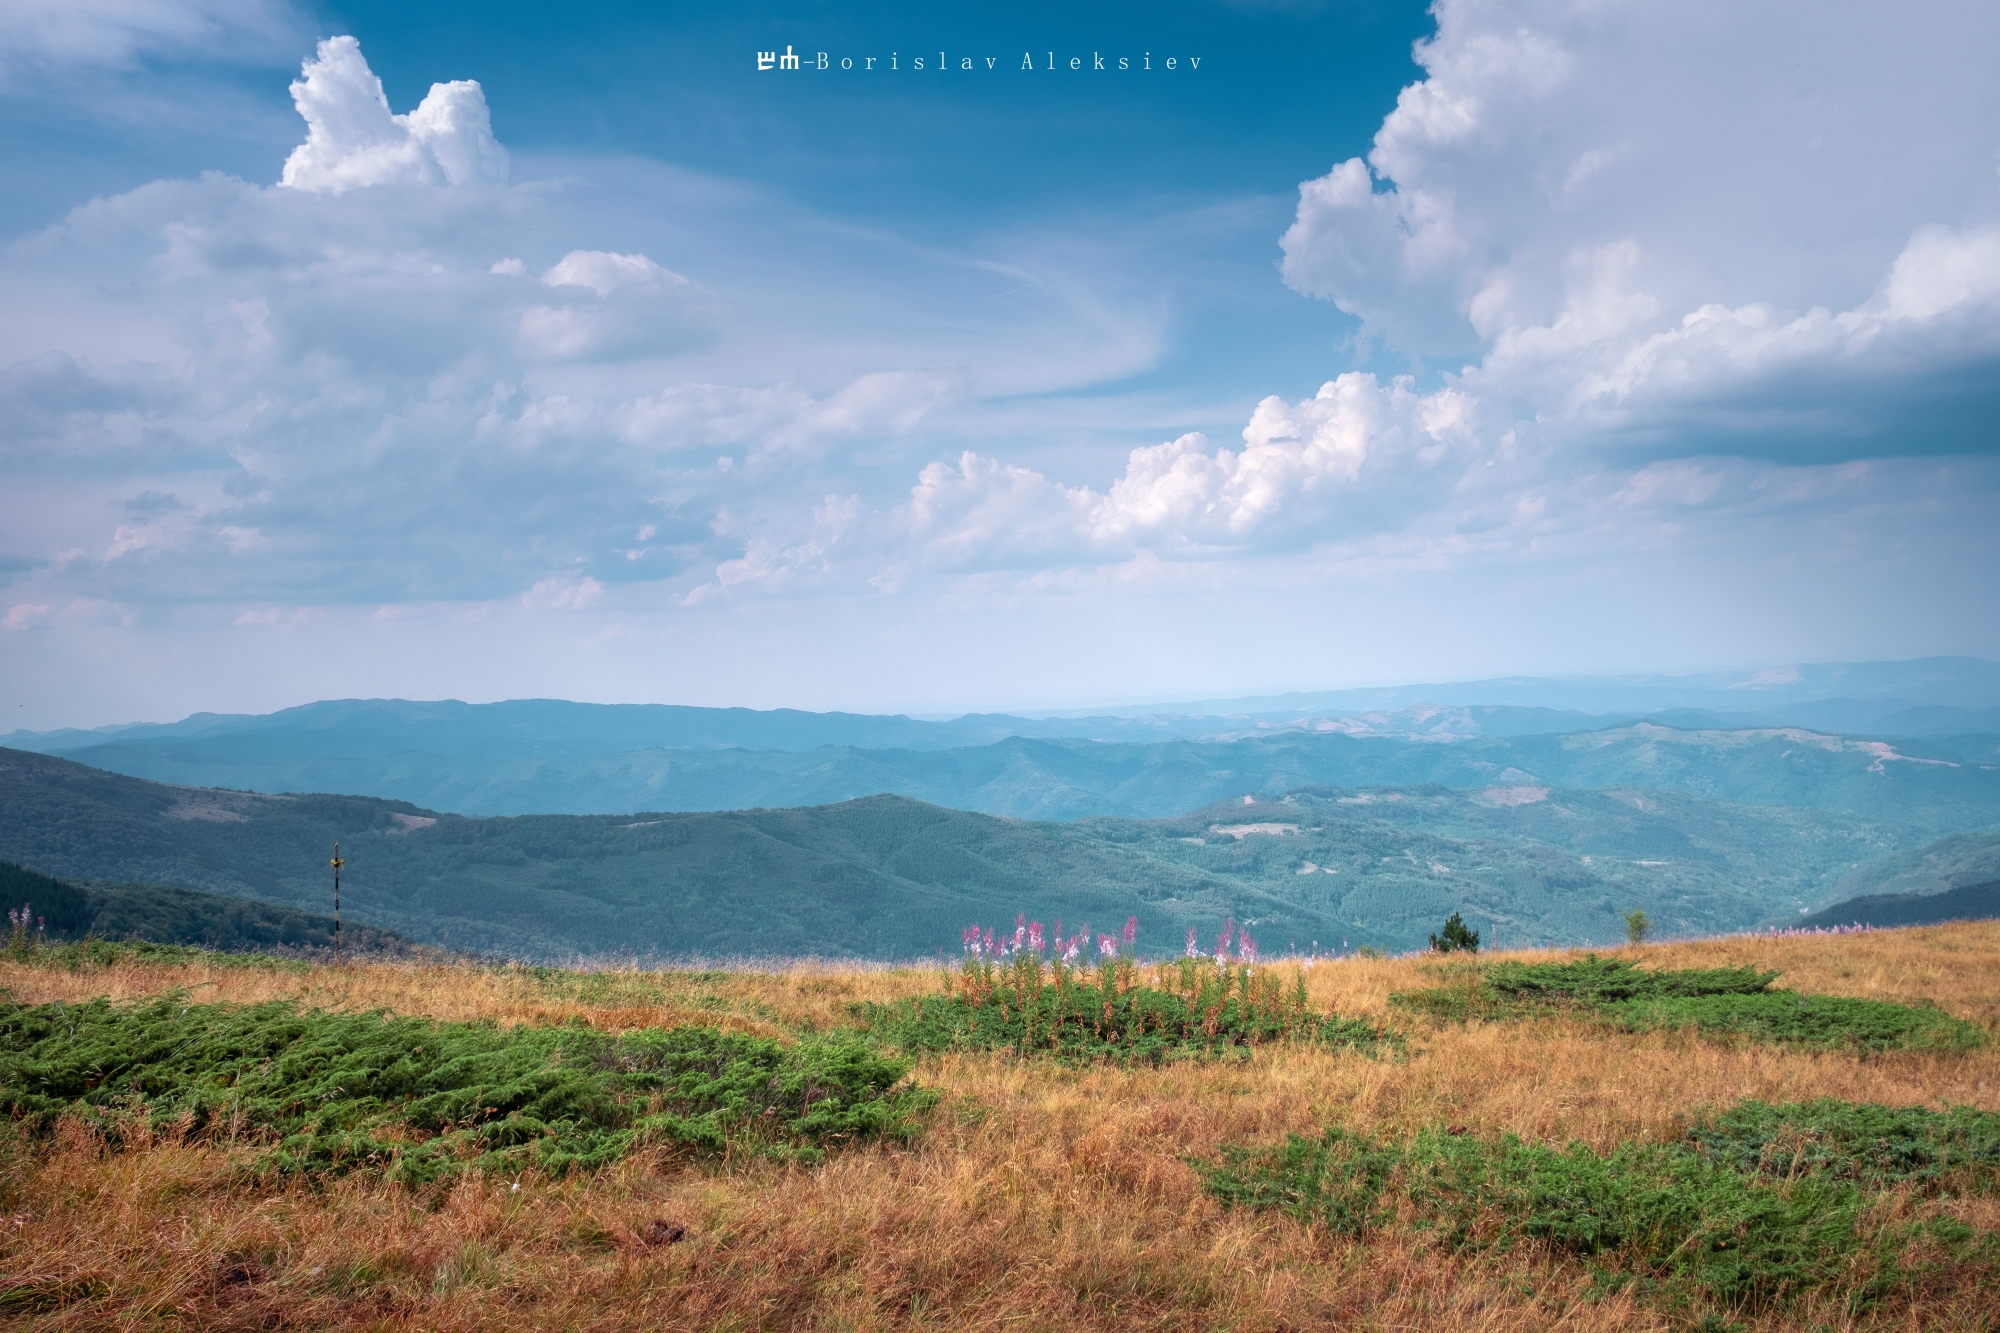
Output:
[
  {"xmin": 1122, "ymin": 915, "xmax": 1138, "ymax": 947},
  {"xmin": 1185, "ymin": 927, "xmax": 1198, "ymax": 957},
  {"xmin": 1027, "ymin": 921, "xmax": 1045, "ymax": 952},
  {"xmin": 1098, "ymin": 933, "xmax": 1116, "ymax": 958},
  {"xmin": 1239, "ymin": 930, "xmax": 1258, "ymax": 963}
]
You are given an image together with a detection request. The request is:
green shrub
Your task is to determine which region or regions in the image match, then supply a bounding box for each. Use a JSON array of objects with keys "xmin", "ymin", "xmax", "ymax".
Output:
[
  {"xmin": 0, "ymin": 996, "xmax": 934, "ymax": 1181},
  {"xmin": 1482, "ymin": 955, "xmax": 1780, "ymax": 1003},
  {"xmin": 1687, "ymin": 1098, "xmax": 2000, "ymax": 1192},
  {"xmin": 1605, "ymin": 993, "xmax": 1982, "ymax": 1053},
  {"xmin": 860, "ymin": 954, "xmax": 1399, "ymax": 1065},
  {"xmin": 1198, "ymin": 1102, "xmax": 1999, "ymax": 1315},
  {"xmin": 1197, "ymin": 1125, "xmax": 1403, "ymax": 1235},
  {"xmin": 1389, "ymin": 956, "xmax": 1980, "ymax": 1053}
]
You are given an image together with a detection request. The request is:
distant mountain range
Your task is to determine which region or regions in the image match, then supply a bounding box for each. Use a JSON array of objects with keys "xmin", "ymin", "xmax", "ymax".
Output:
[
  {"xmin": 4, "ymin": 658, "xmax": 1994, "ymax": 824},
  {"xmin": 0, "ymin": 745, "xmax": 1969, "ymax": 959},
  {"xmin": 6, "ymin": 711, "xmax": 1993, "ymax": 831}
]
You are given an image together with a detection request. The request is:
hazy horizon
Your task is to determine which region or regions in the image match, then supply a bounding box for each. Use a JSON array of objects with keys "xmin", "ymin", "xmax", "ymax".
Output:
[{"xmin": 9, "ymin": 653, "xmax": 1999, "ymax": 737}]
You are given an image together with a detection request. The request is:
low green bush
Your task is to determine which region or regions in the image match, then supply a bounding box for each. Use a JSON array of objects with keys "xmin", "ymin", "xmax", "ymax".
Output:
[
  {"xmin": 0, "ymin": 996, "xmax": 934, "ymax": 1181},
  {"xmin": 1604, "ymin": 992, "xmax": 1983, "ymax": 1053},
  {"xmin": 861, "ymin": 955, "xmax": 1398, "ymax": 1064},
  {"xmin": 1390, "ymin": 956, "xmax": 1982, "ymax": 1052},
  {"xmin": 1687, "ymin": 1098, "xmax": 2000, "ymax": 1190},
  {"xmin": 1198, "ymin": 1101, "xmax": 1999, "ymax": 1315},
  {"xmin": 1483, "ymin": 956, "xmax": 1780, "ymax": 1003}
]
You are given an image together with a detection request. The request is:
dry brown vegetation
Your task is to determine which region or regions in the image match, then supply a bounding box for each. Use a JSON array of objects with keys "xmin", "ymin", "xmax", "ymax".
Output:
[{"xmin": 3, "ymin": 922, "xmax": 1998, "ymax": 1331}]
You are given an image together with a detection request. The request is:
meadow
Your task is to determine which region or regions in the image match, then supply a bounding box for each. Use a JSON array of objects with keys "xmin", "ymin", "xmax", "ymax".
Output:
[{"xmin": 2, "ymin": 924, "xmax": 1998, "ymax": 1331}]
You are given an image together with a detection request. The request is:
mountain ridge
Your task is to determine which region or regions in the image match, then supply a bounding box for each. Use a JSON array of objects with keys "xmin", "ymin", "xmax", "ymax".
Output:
[{"xmin": 13, "ymin": 721, "xmax": 1993, "ymax": 831}]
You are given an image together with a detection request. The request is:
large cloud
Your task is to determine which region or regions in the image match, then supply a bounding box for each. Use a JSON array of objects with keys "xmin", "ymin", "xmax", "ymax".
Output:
[
  {"xmin": 279, "ymin": 36, "xmax": 509, "ymax": 193},
  {"xmin": 1280, "ymin": 0, "xmax": 2000, "ymax": 460}
]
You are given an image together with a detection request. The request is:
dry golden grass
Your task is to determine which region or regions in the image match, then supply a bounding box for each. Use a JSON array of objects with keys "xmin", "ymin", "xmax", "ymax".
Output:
[{"xmin": 3, "ymin": 923, "xmax": 1998, "ymax": 1331}]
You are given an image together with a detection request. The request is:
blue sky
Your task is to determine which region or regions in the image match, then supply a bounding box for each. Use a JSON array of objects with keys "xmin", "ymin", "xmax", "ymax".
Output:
[{"xmin": 2, "ymin": 0, "xmax": 1997, "ymax": 729}]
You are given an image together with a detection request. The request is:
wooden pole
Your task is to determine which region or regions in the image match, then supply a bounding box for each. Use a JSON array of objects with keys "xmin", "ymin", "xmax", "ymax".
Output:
[{"xmin": 330, "ymin": 842, "xmax": 344, "ymax": 965}]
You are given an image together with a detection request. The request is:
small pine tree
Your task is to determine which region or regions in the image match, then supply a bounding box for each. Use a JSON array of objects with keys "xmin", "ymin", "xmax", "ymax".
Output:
[
  {"xmin": 1429, "ymin": 912, "xmax": 1479, "ymax": 954},
  {"xmin": 1622, "ymin": 909, "xmax": 1652, "ymax": 946}
]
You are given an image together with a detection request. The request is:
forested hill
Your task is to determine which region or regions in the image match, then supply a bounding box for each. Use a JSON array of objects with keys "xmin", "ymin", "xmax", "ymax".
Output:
[{"xmin": 0, "ymin": 747, "xmax": 1941, "ymax": 960}]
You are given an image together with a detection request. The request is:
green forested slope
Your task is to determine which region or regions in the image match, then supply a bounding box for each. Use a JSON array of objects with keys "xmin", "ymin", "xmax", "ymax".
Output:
[
  {"xmin": 0, "ymin": 859, "xmax": 401, "ymax": 952},
  {"xmin": 1825, "ymin": 828, "xmax": 2000, "ymax": 900},
  {"xmin": 1800, "ymin": 879, "xmax": 2000, "ymax": 929},
  {"xmin": 0, "ymin": 749, "xmax": 1924, "ymax": 959}
]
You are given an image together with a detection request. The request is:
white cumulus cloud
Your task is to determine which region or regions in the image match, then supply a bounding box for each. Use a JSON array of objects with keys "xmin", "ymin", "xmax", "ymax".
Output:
[
  {"xmin": 901, "ymin": 372, "xmax": 1477, "ymax": 569},
  {"xmin": 279, "ymin": 36, "xmax": 508, "ymax": 194}
]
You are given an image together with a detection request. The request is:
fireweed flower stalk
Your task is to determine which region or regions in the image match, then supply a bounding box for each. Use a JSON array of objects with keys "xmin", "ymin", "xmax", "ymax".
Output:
[{"xmin": 6, "ymin": 904, "xmax": 44, "ymax": 953}]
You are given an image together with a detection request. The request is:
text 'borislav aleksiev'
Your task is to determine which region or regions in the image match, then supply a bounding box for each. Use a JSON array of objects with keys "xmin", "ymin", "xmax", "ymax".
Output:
[{"xmin": 755, "ymin": 48, "xmax": 1203, "ymax": 73}]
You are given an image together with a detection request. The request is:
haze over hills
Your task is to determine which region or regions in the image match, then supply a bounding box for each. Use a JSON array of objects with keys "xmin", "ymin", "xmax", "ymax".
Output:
[
  {"xmin": 11, "ymin": 656, "xmax": 2000, "ymax": 752},
  {"xmin": 1108, "ymin": 657, "xmax": 2000, "ymax": 729},
  {"xmin": 0, "ymin": 746, "xmax": 1955, "ymax": 960}
]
